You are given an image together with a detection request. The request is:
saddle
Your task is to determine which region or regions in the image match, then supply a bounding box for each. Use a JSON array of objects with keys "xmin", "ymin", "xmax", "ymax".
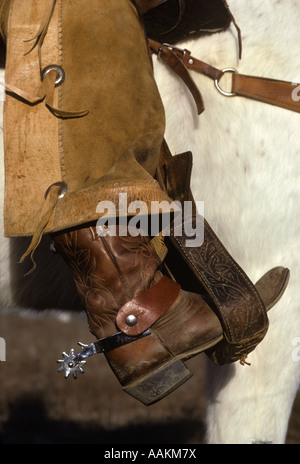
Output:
[{"xmin": 138, "ymin": 0, "xmax": 235, "ymax": 45}]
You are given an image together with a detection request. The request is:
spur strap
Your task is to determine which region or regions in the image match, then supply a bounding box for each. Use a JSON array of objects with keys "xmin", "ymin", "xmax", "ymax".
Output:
[
  {"xmin": 116, "ymin": 276, "xmax": 180, "ymax": 336},
  {"xmin": 150, "ymin": 39, "xmax": 300, "ymax": 114}
]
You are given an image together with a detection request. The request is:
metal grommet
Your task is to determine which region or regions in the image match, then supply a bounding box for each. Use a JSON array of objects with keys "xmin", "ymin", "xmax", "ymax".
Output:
[
  {"xmin": 57, "ymin": 183, "xmax": 67, "ymax": 199},
  {"xmin": 215, "ymin": 68, "xmax": 237, "ymax": 97},
  {"xmin": 125, "ymin": 315, "xmax": 137, "ymax": 327},
  {"xmin": 41, "ymin": 65, "xmax": 65, "ymax": 87},
  {"xmin": 45, "ymin": 181, "xmax": 68, "ymax": 200}
]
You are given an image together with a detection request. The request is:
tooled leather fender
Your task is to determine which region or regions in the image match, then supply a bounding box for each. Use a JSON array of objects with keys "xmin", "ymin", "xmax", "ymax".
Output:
[
  {"xmin": 167, "ymin": 216, "xmax": 269, "ymax": 365},
  {"xmin": 157, "ymin": 142, "xmax": 282, "ymax": 365}
]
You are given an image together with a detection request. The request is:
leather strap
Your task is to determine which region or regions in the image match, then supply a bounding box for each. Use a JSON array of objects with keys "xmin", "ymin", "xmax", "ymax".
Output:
[
  {"xmin": 151, "ymin": 40, "xmax": 204, "ymax": 114},
  {"xmin": 149, "ymin": 39, "xmax": 224, "ymax": 114},
  {"xmin": 116, "ymin": 276, "xmax": 180, "ymax": 336},
  {"xmin": 158, "ymin": 142, "xmax": 269, "ymax": 365},
  {"xmin": 150, "ymin": 38, "xmax": 300, "ymax": 114},
  {"xmin": 93, "ymin": 329, "xmax": 152, "ymax": 354},
  {"xmin": 168, "ymin": 215, "xmax": 269, "ymax": 365},
  {"xmin": 232, "ymin": 73, "xmax": 300, "ymax": 113},
  {"xmin": 149, "ymin": 40, "xmax": 223, "ymax": 81}
]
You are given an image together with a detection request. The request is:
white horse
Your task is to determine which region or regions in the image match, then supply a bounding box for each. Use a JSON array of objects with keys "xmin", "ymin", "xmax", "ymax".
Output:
[
  {"xmin": 153, "ymin": 0, "xmax": 300, "ymax": 444},
  {"xmin": 0, "ymin": 0, "xmax": 299, "ymax": 444}
]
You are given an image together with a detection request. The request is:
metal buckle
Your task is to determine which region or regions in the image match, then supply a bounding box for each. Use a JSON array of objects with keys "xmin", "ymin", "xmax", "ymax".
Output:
[
  {"xmin": 215, "ymin": 68, "xmax": 238, "ymax": 97},
  {"xmin": 158, "ymin": 42, "xmax": 187, "ymax": 62}
]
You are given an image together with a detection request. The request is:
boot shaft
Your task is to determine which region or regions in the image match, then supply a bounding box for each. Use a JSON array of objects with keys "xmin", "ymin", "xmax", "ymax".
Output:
[{"xmin": 53, "ymin": 225, "xmax": 161, "ymax": 338}]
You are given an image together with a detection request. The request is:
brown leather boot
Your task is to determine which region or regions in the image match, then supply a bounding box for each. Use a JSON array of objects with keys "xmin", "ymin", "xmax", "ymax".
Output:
[
  {"xmin": 53, "ymin": 222, "xmax": 290, "ymax": 404},
  {"xmin": 53, "ymin": 223, "xmax": 224, "ymax": 405}
]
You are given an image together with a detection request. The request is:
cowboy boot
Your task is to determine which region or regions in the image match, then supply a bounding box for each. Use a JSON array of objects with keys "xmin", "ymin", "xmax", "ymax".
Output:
[
  {"xmin": 52, "ymin": 222, "xmax": 289, "ymax": 404},
  {"xmin": 52, "ymin": 223, "xmax": 224, "ymax": 405}
]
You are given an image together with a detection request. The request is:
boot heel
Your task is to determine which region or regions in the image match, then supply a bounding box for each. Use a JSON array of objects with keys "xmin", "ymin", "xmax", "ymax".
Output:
[{"xmin": 123, "ymin": 359, "xmax": 192, "ymax": 405}]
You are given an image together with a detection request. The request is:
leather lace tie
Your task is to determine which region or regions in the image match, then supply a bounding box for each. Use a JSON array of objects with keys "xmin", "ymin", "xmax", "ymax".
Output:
[
  {"xmin": 19, "ymin": 182, "xmax": 66, "ymax": 275},
  {"xmin": 1, "ymin": 0, "xmax": 88, "ymax": 118}
]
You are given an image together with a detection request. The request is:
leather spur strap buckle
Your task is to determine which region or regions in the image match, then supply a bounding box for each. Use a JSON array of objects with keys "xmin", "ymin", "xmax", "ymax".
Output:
[{"xmin": 157, "ymin": 42, "xmax": 187, "ymax": 62}]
